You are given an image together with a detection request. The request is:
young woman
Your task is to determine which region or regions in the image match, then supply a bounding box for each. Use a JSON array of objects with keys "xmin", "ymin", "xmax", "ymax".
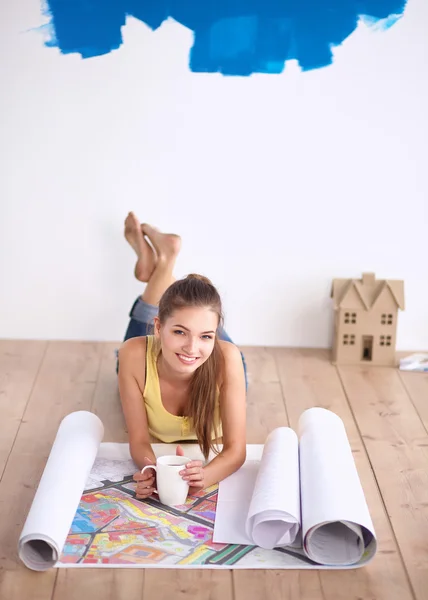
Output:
[{"xmin": 118, "ymin": 212, "xmax": 247, "ymax": 500}]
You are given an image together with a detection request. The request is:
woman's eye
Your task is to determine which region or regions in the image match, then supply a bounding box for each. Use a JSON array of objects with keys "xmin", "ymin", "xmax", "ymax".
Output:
[{"xmin": 173, "ymin": 330, "xmax": 212, "ymax": 340}]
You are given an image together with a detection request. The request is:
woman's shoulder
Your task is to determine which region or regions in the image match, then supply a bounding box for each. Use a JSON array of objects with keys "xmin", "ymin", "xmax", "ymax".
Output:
[
  {"xmin": 119, "ymin": 335, "xmax": 148, "ymax": 362},
  {"xmin": 218, "ymin": 339, "xmax": 242, "ymax": 362},
  {"xmin": 217, "ymin": 340, "xmax": 245, "ymax": 393}
]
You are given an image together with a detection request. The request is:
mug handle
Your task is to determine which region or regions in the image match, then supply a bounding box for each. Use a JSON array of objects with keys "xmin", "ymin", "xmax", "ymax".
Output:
[{"xmin": 140, "ymin": 465, "xmax": 158, "ymax": 493}]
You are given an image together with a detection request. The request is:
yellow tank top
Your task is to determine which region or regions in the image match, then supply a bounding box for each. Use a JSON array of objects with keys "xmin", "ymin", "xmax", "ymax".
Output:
[{"xmin": 143, "ymin": 335, "xmax": 222, "ymax": 443}]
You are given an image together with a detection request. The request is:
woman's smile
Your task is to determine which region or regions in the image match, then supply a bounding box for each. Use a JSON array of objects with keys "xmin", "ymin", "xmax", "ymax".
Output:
[{"xmin": 176, "ymin": 353, "xmax": 200, "ymax": 365}]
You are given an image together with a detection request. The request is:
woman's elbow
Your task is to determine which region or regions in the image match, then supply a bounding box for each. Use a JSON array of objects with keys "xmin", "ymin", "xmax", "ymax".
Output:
[{"xmin": 231, "ymin": 445, "xmax": 246, "ymax": 469}]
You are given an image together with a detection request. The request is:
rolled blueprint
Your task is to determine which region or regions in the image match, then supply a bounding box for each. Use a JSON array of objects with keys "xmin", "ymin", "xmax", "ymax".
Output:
[
  {"xmin": 298, "ymin": 408, "xmax": 376, "ymax": 565},
  {"xmin": 18, "ymin": 411, "xmax": 104, "ymax": 570},
  {"xmin": 245, "ymin": 427, "xmax": 300, "ymax": 548},
  {"xmin": 214, "ymin": 408, "xmax": 377, "ymax": 567}
]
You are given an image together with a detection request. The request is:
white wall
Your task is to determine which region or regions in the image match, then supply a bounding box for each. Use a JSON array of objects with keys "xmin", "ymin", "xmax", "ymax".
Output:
[{"xmin": 1, "ymin": 1, "xmax": 427, "ymax": 348}]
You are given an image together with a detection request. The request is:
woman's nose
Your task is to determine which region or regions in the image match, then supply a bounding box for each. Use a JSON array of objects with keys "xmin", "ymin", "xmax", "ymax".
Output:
[{"xmin": 183, "ymin": 338, "xmax": 198, "ymax": 355}]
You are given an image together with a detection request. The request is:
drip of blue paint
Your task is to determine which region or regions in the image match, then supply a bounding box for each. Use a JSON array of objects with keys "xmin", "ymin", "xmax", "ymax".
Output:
[{"xmin": 43, "ymin": 0, "xmax": 408, "ymax": 74}]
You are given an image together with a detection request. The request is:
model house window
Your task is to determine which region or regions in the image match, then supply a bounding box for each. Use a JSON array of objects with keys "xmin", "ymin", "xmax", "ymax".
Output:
[
  {"xmin": 344, "ymin": 312, "xmax": 357, "ymax": 324},
  {"xmin": 381, "ymin": 313, "xmax": 393, "ymax": 325},
  {"xmin": 380, "ymin": 335, "xmax": 392, "ymax": 346},
  {"xmin": 343, "ymin": 334, "xmax": 355, "ymax": 345}
]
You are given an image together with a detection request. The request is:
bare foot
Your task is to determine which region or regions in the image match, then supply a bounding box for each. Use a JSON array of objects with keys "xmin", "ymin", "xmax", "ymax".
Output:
[
  {"xmin": 124, "ymin": 212, "xmax": 156, "ymax": 282},
  {"xmin": 141, "ymin": 223, "xmax": 181, "ymax": 261}
]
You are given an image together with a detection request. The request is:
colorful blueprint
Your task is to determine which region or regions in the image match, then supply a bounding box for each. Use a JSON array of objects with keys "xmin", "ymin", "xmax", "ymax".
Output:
[{"xmin": 58, "ymin": 457, "xmax": 315, "ymax": 568}]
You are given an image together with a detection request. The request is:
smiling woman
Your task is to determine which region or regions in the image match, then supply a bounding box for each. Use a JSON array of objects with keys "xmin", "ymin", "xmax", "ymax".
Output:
[{"xmin": 117, "ymin": 212, "xmax": 247, "ymax": 500}]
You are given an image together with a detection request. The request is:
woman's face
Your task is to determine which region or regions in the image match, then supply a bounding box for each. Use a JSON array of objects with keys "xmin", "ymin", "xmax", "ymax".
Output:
[{"xmin": 155, "ymin": 306, "xmax": 219, "ymax": 376}]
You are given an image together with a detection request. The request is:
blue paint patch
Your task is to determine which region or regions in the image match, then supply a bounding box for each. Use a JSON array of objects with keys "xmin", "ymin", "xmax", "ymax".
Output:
[{"xmin": 42, "ymin": 0, "xmax": 407, "ymax": 74}]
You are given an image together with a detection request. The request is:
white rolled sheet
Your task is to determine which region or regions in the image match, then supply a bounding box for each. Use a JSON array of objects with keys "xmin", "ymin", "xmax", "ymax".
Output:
[
  {"xmin": 214, "ymin": 408, "xmax": 377, "ymax": 567},
  {"xmin": 298, "ymin": 408, "xmax": 375, "ymax": 565},
  {"xmin": 245, "ymin": 427, "xmax": 300, "ymax": 548},
  {"xmin": 18, "ymin": 411, "xmax": 104, "ymax": 571}
]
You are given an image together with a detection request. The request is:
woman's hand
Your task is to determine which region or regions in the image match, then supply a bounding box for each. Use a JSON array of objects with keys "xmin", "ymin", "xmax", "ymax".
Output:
[
  {"xmin": 133, "ymin": 446, "xmax": 193, "ymax": 500},
  {"xmin": 179, "ymin": 460, "xmax": 205, "ymax": 491},
  {"xmin": 176, "ymin": 444, "xmax": 205, "ymax": 492},
  {"xmin": 133, "ymin": 456, "xmax": 156, "ymax": 499}
]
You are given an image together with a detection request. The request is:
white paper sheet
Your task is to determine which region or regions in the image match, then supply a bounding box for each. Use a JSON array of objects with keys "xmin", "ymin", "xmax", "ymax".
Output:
[
  {"xmin": 214, "ymin": 428, "xmax": 300, "ymax": 548},
  {"xmin": 213, "ymin": 459, "xmax": 261, "ymax": 545}
]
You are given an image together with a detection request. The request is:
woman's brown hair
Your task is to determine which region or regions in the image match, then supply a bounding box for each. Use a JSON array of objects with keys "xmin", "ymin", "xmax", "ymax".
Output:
[{"xmin": 156, "ymin": 274, "xmax": 224, "ymax": 460}]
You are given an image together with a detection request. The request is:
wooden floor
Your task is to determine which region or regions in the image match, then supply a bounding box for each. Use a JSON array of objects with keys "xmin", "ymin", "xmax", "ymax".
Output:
[{"xmin": 1, "ymin": 341, "xmax": 427, "ymax": 600}]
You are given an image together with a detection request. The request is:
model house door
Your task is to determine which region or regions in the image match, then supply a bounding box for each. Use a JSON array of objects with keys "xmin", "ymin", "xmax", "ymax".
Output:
[{"xmin": 362, "ymin": 336, "xmax": 373, "ymax": 361}]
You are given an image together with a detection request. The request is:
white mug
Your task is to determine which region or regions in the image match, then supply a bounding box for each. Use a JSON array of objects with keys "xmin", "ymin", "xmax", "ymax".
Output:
[{"xmin": 141, "ymin": 455, "xmax": 190, "ymax": 506}]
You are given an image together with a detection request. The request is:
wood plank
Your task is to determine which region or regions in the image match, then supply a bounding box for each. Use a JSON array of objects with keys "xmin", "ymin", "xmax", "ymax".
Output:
[
  {"xmin": 235, "ymin": 570, "xmax": 325, "ymax": 600},
  {"xmin": 338, "ymin": 364, "xmax": 428, "ymax": 600},
  {"xmin": 398, "ymin": 369, "xmax": 428, "ymax": 433},
  {"xmin": 0, "ymin": 340, "xmax": 47, "ymax": 479},
  {"xmin": 234, "ymin": 347, "xmax": 325, "ymax": 600},
  {"xmin": 243, "ymin": 346, "xmax": 280, "ymax": 387},
  {"xmin": 91, "ymin": 342, "xmax": 128, "ymax": 441},
  {"xmin": 242, "ymin": 346, "xmax": 289, "ymax": 444},
  {"xmin": 143, "ymin": 570, "xmax": 233, "ymax": 600},
  {"xmin": 273, "ymin": 348, "xmax": 414, "ymax": 600},
  {"xmin": 0, "ymin": 569, "xmax": 56, "ymax": 600},
  {"xmin": 0, "ymin": 341, "xmax": 104, "ymax": 600},
  {"xmin": 53, "ymin": 569, "xmax": 144, "ymax": 600}
]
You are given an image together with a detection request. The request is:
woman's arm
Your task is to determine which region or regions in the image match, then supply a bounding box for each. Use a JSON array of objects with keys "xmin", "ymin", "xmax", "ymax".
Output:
[
  {"xmin": 118, "ymin": 337, "xmax": 156, "ymax": 468},
  {"xmin": 185, "ymin": 341, "xmax": 246, "ymax": 490}
]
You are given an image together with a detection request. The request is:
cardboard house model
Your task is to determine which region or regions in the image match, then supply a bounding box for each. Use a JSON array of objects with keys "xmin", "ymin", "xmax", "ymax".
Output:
[{"xmin": 331, "ymin": 272, "xmax": 405, "ymax": 366}]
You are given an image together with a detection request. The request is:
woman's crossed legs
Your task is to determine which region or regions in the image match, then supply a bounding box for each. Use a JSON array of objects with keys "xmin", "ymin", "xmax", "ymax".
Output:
[{"xmin": 120, "ymin": 213, "xmax": 247, "ymax": 387}]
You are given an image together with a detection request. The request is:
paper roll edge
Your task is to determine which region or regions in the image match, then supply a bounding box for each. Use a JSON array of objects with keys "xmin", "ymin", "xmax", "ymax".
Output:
[
  {"xmin": 18, "ymin": 534, "xmax": 59, "ymax": 571},
  {"xmin": 303, "ymin": 521, "xmax": 377, "ymax": 567}
]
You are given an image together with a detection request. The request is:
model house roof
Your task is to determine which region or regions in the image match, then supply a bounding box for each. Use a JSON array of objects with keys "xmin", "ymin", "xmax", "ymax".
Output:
[{"xmin": 331, "ymin": 272, "xmax": 405, "ymax": 311}]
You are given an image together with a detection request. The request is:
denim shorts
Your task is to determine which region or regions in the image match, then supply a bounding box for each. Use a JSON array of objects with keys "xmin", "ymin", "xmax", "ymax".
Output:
[{"xmin": 119, "ymin": 296, "xmax": 248, "ymax": 390}]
